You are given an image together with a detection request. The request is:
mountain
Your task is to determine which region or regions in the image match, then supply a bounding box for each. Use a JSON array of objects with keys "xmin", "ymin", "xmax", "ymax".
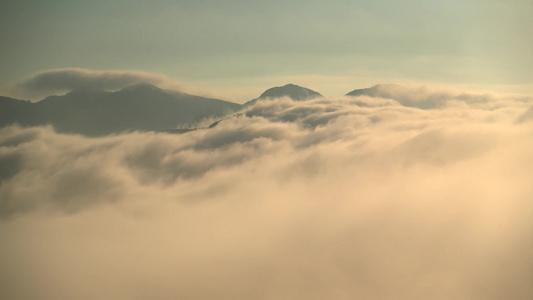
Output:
[
  {"xmin": 244, "ymin": 84, "xmax": 322, "ymax": 106},
  {"xmin": 346, "ymin": 84, "xmax": 449, "ymax": 109},
  {"xmin": 0, "ymin": 96, "xmax": 36, "ymax": 127},
  {"xmin": 0, "ymin": 83, "xmax": 242, "ymax": 136},
  {"xmin": 346, "ymin": 84, "xmax": 402, "ymax": 98}
]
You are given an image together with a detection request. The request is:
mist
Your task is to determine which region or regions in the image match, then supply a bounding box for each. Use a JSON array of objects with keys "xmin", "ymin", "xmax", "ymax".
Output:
[{"xmin": 2, "ymin": 91, "xmax": 533, "ymax": 299}]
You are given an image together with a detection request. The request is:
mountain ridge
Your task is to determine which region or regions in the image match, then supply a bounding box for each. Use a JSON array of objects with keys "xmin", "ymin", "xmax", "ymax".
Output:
[
  {"xmin": 2, "ymin": 82, "xmax": 398, "ymax": 135},
  {"xmin": 0, "ymin": 84, "xmax": 241, "ymax": 136}
]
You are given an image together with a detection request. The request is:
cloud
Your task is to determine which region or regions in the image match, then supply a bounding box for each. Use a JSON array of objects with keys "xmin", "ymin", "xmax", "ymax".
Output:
[
  {"xmin": 2, "ymin": 92, "xmax": 533, "ymax": 299},
  {"xmin": 348, "ymin": 84, "xmax": 533, "ymax": 110},
  {"xmin": 5, "ymin": 68, "xmax": 179, "ymax": 100},
  {"xmin": 516, "ymin": 105, "xmax": 533, "ymax": 123}
]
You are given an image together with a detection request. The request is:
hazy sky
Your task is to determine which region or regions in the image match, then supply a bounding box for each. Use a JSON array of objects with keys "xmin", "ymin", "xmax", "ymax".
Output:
[{"xmin": 1, "ymin": 0, "xmax": 532, "ymax": 99}]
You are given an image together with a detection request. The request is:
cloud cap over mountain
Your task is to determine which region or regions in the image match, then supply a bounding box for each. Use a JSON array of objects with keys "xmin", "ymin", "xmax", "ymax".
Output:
[{"xmin": 6, "ymin": 68, "xmax": 178, "ymax": 100}]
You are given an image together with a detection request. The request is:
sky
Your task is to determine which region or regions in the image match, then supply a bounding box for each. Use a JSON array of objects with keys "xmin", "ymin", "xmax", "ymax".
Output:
[{"xmin": 1, "ymin": 0, "xmax": 532, "ymax": 101}]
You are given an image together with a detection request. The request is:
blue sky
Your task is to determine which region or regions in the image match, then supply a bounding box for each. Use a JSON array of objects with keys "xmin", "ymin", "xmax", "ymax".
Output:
[{"xmin": 1, "ymin": 0, "xmax": 532, "ymax": 101}]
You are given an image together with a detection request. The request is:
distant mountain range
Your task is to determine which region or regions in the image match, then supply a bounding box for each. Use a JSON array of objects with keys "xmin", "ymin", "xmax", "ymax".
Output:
[{"xmin": 1, "ymin": 83, "xmax": 391, "ymax": 136}]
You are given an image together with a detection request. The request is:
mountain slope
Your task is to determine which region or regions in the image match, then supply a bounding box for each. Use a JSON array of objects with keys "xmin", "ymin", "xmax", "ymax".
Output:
[
  {"xmin": 0, "ymin": 84, "xmax": 242, "ymax": 136},
  {"xmin": 0, "ymin": 96, "xmax": 38, "ymax": 127}
]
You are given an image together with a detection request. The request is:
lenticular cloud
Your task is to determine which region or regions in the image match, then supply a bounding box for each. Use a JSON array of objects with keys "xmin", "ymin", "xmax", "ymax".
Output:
[{"xmin": 2, "ymin": 92, "xmax": 533, "ymax": 299}]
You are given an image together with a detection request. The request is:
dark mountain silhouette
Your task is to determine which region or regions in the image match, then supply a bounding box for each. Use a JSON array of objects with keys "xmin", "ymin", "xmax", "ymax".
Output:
[
  {"xmin": 244, "ymin": 84, "xmax": 322, "ymax": 106},
  {"xmin": 0, "ymin": 83, "xmax": 242, "ymax": 136},
  {"xmin": 0, "ymin": 96, "xmax": 36, "ymax": 127}
]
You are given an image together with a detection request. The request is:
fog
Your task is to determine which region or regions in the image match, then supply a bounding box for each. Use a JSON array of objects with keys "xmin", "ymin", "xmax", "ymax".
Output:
[{"xmin": 2, "ymin": 91, "xmax": 533, "ymax": 299}]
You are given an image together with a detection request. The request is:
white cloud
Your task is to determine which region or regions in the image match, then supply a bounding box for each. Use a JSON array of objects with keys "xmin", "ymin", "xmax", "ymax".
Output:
[{"xmin": 2, "ymin": 92, "xmax": 533, "ymax": 299}]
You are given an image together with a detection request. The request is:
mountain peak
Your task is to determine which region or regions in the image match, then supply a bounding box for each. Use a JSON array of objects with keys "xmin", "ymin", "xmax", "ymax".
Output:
[
  {"xmin": 244, "ymin": 83, "xmax": 322, "ymax": 106},
  {"xmin": 346, "ymin": 84, "xmax": 401, "ymax": 97},
  {"xmin": 259, "ymin": 83, "xmax": 322, "ymax": 100}
]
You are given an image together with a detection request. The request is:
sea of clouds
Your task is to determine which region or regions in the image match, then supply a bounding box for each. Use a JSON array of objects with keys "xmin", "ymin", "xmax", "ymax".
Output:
[{"xmin": 2, "ymin": 87, "xmax": 533, "ymax": 299}]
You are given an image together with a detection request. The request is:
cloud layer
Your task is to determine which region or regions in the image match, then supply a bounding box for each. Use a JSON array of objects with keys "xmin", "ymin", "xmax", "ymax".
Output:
[{"xmin": 2, "ymin": 91, "xmax": 533, "ymax": 299}]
